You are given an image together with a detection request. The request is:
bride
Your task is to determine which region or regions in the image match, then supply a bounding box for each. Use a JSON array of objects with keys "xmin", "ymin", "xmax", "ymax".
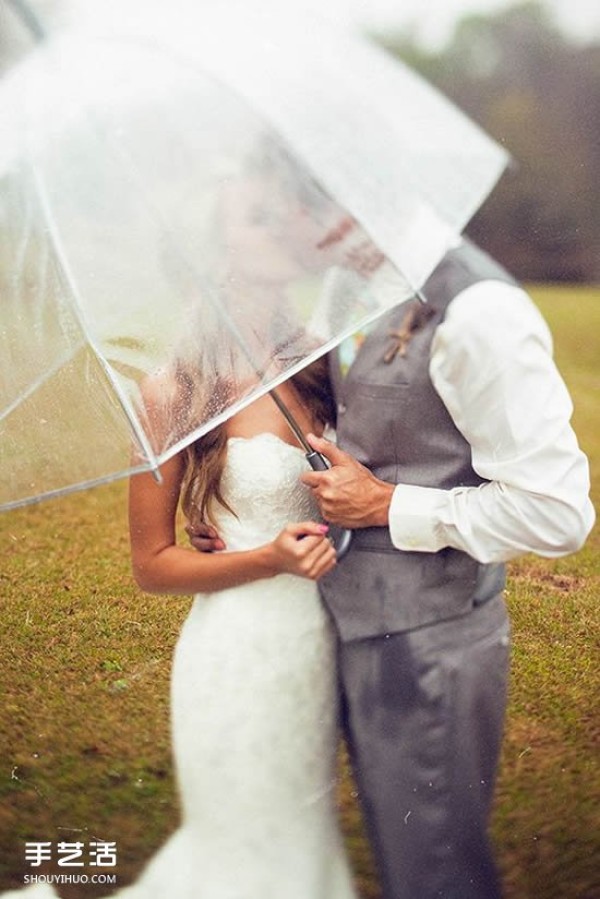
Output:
[{"xmin": 120, "ymin": 358, "xmax": 357, "ymax": 898}]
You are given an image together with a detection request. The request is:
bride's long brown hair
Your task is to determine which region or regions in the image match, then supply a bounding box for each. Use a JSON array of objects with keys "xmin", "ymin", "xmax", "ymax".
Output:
[{"xmin": 180, "ymin": 356, "xmax": 336, "ymax": 529}]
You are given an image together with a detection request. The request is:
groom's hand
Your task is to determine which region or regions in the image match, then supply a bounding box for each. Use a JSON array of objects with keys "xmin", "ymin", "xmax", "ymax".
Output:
[
  {"xmin": 300, "ymin": 433, "xmax": 394, "ymax": 529},
  {"xmin": 185, "ymin": 522, "xmax": 226, "ymax": 553}
]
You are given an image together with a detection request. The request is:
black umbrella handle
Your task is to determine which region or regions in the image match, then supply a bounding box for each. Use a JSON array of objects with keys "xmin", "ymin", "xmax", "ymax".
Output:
[{"xmin": 305, "ymin": 451, "xmax": 352, "ymax": 560}]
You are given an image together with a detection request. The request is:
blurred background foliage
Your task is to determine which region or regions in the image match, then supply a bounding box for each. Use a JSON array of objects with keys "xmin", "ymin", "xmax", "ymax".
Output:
[
  {"xmin": 375, "ymin": 1, "xmax": 600, "ymax": 284},
  {"xmin": 1, "ymin": 0, "xmax": 598, "ymax": 284}
]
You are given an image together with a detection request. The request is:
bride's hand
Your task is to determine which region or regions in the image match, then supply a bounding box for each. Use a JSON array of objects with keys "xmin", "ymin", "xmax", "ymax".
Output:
[{"xmin": 269, "ymin": 522, "xmax": 336, "ymax": 580}]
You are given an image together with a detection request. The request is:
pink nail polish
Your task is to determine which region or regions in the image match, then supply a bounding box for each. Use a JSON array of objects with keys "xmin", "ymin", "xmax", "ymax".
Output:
[{"xmin": 318, "ymin": 524, "xmax": 329, "ymax": 533}]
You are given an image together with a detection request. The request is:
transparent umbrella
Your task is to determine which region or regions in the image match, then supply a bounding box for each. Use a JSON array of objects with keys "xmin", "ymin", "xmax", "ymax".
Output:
[{"xmin": 0, "ymin": 0, "xmax": 509, "ymax": 513}]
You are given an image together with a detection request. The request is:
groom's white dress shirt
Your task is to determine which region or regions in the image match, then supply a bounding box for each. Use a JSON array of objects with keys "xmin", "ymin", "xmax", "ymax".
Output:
[{"xmin": 382, "ymin": 280, "xmax": 595, "ymax": 563}]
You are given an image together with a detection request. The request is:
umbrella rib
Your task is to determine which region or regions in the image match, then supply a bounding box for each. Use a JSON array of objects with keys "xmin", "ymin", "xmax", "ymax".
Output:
[
  {"xmin": 0, "ymin": 346, "xmax": 86, "ymax": 423},
  {"xmin": 1, "ymin": 460, "xmax": 163, "ymax": 513},
  {"xmin": 27, "ymin": 161, "xmax": 163, "ymax": 482}
]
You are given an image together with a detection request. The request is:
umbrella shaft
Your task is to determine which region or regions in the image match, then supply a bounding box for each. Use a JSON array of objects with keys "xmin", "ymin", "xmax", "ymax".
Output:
[{"xmin": 268, "ymin": 388, "xmax": 313, "ymax": 453}]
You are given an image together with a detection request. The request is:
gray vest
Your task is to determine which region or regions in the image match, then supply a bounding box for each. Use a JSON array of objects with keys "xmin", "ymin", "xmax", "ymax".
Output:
[{"xmin": 320, "ymin": 240, "xmax": 510, "ymax": 641}]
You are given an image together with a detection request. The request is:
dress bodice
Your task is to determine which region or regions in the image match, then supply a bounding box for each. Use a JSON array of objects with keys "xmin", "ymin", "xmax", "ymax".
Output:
[{"xmin": 209, "ymin": 433, "xmax": 319, "ymax": 550}]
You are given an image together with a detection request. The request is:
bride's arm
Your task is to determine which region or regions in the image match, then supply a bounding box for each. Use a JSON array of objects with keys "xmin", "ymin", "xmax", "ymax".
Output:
[{"xmin": 128, "ymin": 453, "xmax": 335, "ymax": 594}]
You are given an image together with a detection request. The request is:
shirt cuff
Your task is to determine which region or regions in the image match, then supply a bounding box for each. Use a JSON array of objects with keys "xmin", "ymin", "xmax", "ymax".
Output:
[{"xmin": 388, "ymin": 483, "xmax": 449, "ymax": 552}]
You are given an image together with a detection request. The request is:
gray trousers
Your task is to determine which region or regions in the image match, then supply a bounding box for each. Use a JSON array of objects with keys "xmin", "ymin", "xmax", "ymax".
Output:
[{"xmin": 337, "ymin": 594, "xmax": 510, "ymax": 899}]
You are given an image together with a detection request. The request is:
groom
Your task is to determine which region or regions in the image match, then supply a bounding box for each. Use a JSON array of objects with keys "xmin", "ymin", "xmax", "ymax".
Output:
[{"xmin": 190, "ymin": 239, "xmax": 594, "ymax": 898}]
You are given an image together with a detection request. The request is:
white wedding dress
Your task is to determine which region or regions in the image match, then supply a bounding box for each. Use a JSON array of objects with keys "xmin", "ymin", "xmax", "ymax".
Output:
[{"xmin": 7, "ymin": 434, "xmax": 357, "ymax": 899}]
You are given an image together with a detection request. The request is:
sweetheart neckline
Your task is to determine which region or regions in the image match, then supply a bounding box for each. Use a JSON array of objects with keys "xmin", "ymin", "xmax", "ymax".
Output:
[{"xmin": 226, "ymin": 432, "xmax": 307, "ymax": 456}]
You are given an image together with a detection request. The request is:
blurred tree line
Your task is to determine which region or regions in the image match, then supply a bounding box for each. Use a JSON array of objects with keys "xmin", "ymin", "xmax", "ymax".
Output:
[{"xmin": 376, "ymin": 1, "xmax": 600, "ymax": 283}]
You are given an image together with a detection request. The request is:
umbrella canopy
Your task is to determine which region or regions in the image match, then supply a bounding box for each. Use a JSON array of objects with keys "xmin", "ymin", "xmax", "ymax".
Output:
[{"xmin": 0, "ymin": 1, "xmax": 509, "ymax": 511}]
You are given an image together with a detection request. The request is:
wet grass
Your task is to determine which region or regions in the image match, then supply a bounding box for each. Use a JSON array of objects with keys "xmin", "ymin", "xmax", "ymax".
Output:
[{"xmin": 0, "ymin": 284, "xmax": 598, "ymax": 898}]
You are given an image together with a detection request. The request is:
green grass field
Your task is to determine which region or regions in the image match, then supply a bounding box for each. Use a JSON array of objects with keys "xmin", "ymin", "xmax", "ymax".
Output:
[{"xmin": 1, "ymin": 285, "xmax": 598, "ymax": 898}]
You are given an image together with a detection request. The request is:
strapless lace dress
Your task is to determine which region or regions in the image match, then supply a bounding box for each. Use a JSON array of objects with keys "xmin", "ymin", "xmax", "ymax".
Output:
[{"xmin": 5, "ymin": 434, "xmax": 357, "ymax": 899}]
